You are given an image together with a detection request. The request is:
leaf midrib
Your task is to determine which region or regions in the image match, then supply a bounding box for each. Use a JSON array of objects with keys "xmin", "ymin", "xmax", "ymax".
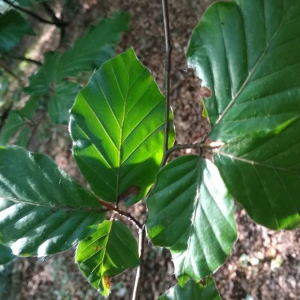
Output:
[{"xmin": 211, "ymin": 0, "xmax": 298, "ymax": 130}]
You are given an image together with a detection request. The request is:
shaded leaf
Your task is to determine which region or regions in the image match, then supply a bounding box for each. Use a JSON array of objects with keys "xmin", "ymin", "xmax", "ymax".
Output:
[
  {"xmin": 70, "ymin": 48, "xmax": 175, "ymax": 204},
  {"xmin": 76, "ymin": 220, "xmax": 139, "ymax": 297},
  {"xmin": 0, "ymin": 146, "xmax": 104, "ymax": 256},
  {"xmin": 147, "ymin": 156, "xmax": 236, "ymax": 282},
  {"xmin": 24, "ymin": 12, "xmax": 129, "ymax": 96},
  {"xmin": 0, "ymin": 244, "xmax": 15, "ymax": 265},
  {"xmin": 187, "ymin": 0, "xmax": 300, "ymax": 230},
  {"xmin": 0, "ymin": 111, "xmax": 25, "ymax": 145},
  {"xmin": 158, "ymin": 278, "xmax": 221, "ymax": 300},
  {"xmin": 48, "ymin": 82, "xmax": 80, "ymax": 125},
  {"xmin": 0, "ymin": 10, "xmax": 34, "ymax": 53}
]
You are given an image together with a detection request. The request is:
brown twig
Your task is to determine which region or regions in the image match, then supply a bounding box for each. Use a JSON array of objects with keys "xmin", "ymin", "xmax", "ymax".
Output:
[
  {"xmin": 4, "ymin": 54, "xmax": 42, "ymax": 66},
  {"xmin": 3, "ymin": 0, "xmax": 68, "ymax": 27},
  {"xmin": 162, "ymin": 0, "xmax": 172, "ymax": 155},
  {"xmin": 131, "ymin": 225, "xmax": 146, "ymax": 300},
  {"xmin": 27, "ymin": 110, "xmax": 47, "ymax": 149},
  {"xmin": 98, "ymin": 199, "xmax": 143, "ymax": 230}
]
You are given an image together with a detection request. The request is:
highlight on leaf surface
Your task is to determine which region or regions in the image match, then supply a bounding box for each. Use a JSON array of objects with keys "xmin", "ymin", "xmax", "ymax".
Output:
[
  {"xmin": 76, "ymin": 220, "xmax": 139, "ymax": 297},
  {"xmin": 187, "ymin": 0, "xmax": 300, "ymax": 230},
  {"xmin": 70, "ymin": 47, "xmax": 175, "ymax": 205},
  {"xmin": 158, "ymin": 278, "xmax": 221, "ymax": 300},
  {"xmin": 0, "ymin": 146, "xmax": 104, "ymax": 256},
  {"xmin": 147, "ymin": 156, "xmax": 237, "ymax": 282}
]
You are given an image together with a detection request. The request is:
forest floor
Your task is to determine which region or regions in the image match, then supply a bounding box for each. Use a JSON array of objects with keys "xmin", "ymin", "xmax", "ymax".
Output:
[{"xmin": 1, "ymin": 0, "xmax": 300, "ymax": 299}]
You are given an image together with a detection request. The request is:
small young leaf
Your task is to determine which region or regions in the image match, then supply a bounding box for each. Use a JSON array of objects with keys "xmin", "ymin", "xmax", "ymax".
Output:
[
  {"xmin": 158, "ymin": 278, "xmax": 221, "ymax": 300},
  {"xmin": 70, "ymin": 48, "xmax": 175, "ymax": 204},
  {"xmin": 187, "ymin": 0, "xmax": 300, "ymax": 230},
  {"xmin": 0, "ymin": 244, "xmax": 15, "ymax": 265},
  {"xmin": 48, "ymin": 82, "xmax": 80, "ymax": 125},
  {"xmin": 76, "ymin": 220, "xmax": 139, "ymax": 297},
  {"xmin": 0, "ymin": 10, "xmax": 34, "ymax": 53},
  {"xmin": 0, "ymin": 146, "xmax": 104, "ymax": 256},
  {"xmin": 147, "ymin": 156, "xmax": 236, "ymax": 282}
]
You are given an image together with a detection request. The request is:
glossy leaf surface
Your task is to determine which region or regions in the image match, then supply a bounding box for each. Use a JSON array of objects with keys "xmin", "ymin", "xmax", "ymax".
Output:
[
  {"xmin": 0, "ymin": 146, "xmax": 104, "ymax": 256},
  {"xmin": 158, "ymin": 278, "xmax": 221, "ymax": 300},
  {"xmin": 147, "ymin": 156, "xmax": 236, "ymax": 282},
  {"xmin": 70, "ymin": 48, "xmax": 175, "ymax": 204},
  {"xmin": 76, "ymin": 220, "xmax": 139, "ymax": 297},
  {"xmin": 187, "ymin": 0, "xmax": 300, "ymax": 230},
  {"xmin": 48, "ymin": 82, "xmax": 80, "ymax": 124},
  {"xmin": 0, "ymin": 10, "xmax": 34, "ymax": 53},
  {"xmin": 0, "ymin": 244, "xmax": 15, "ymax": 265}
]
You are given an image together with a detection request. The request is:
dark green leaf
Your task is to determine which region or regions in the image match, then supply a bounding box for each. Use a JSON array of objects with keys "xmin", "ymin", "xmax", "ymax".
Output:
[
  {"xmin": 13, "ymin": 0, "xmax": 46, "ymax": 7},
  {"xmin": 0, "ymin": 146, "xmax": 104, "ymax": 256},
  {"xmin": 76, "ymin": 220, "xmax": 139, "ymax": 297},
  {"xmin": 56, "ymin": 11, "xmax": 130, "ymax": 81},
  {"xmin": 147, "ymin": 156, "xmax": 236, "ymax": 282},
  {"xmin": 24, "ymin": 12, "xmax": 129, "ymax": 96},
  {"xmin": 0, "ymin": 10, "xmax": 34, "ymax": 53},
  {"xmin": 158, "ymin": 278, "xmax": 221, "ymax": 300},
  {"xmin": 187, "ymin": 0, "xmax": 300, "ymax": 230},
  {"xmin": 0, "ymin": 111, "xmax": 25, "ymax": 145},
  {"xmin": 19, "ymin": 95, "xmax": 39, "ymax": 119},
  {"xmin": 0, "ymin": 244, "xmax": 15, "ymax": 265},
  {"xmin": 48, "ymin": 82, "xmax": 80, "ymax": 125},
  {"xmin": 24, "ymin": 51, "xmax": 59, "ymax": 96},
  {"xmin": 70, "ymin": 48, "xmax": 175, "ymax": 204}
]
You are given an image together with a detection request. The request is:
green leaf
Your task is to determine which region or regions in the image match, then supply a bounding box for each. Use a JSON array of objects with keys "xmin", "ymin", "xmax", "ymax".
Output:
[
  {"xmin": 13, "ymin": 0, "xmax": 46, "ymax": 7},
  {"xmin": 55, "ymin": 11, "xmax": 130, "ymax": 81},
  {"xmin": 0, "ymin": 111, "xmax": 25, "ymax": 145},
  {"xmin": 48, "ymin": 82, "xmax": 80, "ymax": 125},
  {"xmin": 76, "ymin": 220, "xmax": 139, "ymax": 297},
  {"xmin": 147, "ymin": 156, "xmax": 236, "ymax": 282},
  {"xmin": 19, "ymin": 95, "xmax": 39, "ymax": 119},
  {"xmin": 70, "ymin": 48, "xmax": 175, "ymax": 205},
  {"xmin": 187, "ymin": 0, "xmax": 300, "ymax": 230},
  {"xmin": 24, "ymin": 12, "xmax": 129, "ymax": 96},
  {"xmin": 0, "ymin": 146, "xmax": 104, "ymax": 256},
  {"xmin": 0, "ymin": 10, "xmax": 34, "ymax": 53},
  {"xmin": 24, "ymin": 51, "xmax": 60, "ymax": 96},
  {"xmin": 0, "ymin": 244, "xmax": 15, "ymax": 265},
  {"xmin": 158, "ymin": 278, "xmax": 221, "ymax": 300}
]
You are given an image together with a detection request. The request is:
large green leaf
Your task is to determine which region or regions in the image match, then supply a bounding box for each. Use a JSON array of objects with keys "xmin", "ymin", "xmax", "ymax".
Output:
[
  {"xmin": 70, "ymin": 48, "xmax": 175, "ymax": 205},
  {"xmin": 147, "ymin": 156, "xmax": 236, "ymax": 282},
  {"xmin": 0, "ymin": 10, "xmax": 34, "ymax": 53},
  {"xmin": 48, "ymin": 82, "xmax": 80, "ymax": 125},
  {"xmin": 13, "ymin": 0, "xmax": 47, "ymax": 7},
  {"xmin": 24, "ymin": 12, "xmax": 129, "ymax": 97},
  {"xmin": 0, "ymin": 146, "xmax": 104, "ymax": 256},
  {"xmin": 76, "ymin": 220, "xmax": 139, "ymax": 297},
  {"xmin": 0, "ymin": 244, "xmax": 15, "ymax": 265},
  {"xmin": 158, "ymin": 278, "xmax": 221, "ymax": 300},
  {"xmin": 187, "ymin": 0, "xmax": 300, "ymax": 230}
]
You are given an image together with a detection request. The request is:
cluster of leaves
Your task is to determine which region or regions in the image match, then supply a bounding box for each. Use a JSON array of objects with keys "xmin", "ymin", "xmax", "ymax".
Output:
[
  {"xmin": 0, "ymin": 2, "xmax": 129, "ymax": 146},
  {"xmin": 1, "ymin": 0, "xmax": 300, "ymax": 299}
]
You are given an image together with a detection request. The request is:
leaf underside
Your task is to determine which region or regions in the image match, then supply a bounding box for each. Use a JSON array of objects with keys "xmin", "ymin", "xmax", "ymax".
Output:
[
  {"xmin": 0, "ymin": 146, "xmax": 104, "ymax": 256},
  {"xmin": 70, "ymin": 48, "xmax": 175, "ymax": 205},
  {"xmin": 187, "ymin": 0, "xmax": 300, "ymax": 230},
  {"xmin": 76, "ymin": 220, "xmax": 139, "ymax": 297},
  {"xmin": 147, "ymin": 156, "xmax": 236, "ymax": 282}
]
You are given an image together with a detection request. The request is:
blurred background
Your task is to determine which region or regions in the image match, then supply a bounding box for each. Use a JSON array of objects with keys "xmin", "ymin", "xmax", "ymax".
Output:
[{"xmin": 1, "ymin": 0, "xmax": 300, "ymax": 299}]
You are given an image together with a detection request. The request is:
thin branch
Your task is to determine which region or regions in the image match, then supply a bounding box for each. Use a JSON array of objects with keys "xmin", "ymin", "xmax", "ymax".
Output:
[
  {"xmin": 162, "ymin": 0, "xmax": 172, "ymax": 155},
  {"xmin": 132, "ymin": 225, "xmax": 146, "ymax": 300},
  {"xmin": 3, "ymin": 0, "xmax": 68, "ymax": 27},
  {"xmin": 98, "ymin": 199, "xmax": 143, "ymax": 230},
  {"xmin": 0, "ymin": 60, "xmax": 22, "ymax": 82},
  {"xmin": 4, "ymin": 54, "xmax": 42, "ymax": 66}
]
